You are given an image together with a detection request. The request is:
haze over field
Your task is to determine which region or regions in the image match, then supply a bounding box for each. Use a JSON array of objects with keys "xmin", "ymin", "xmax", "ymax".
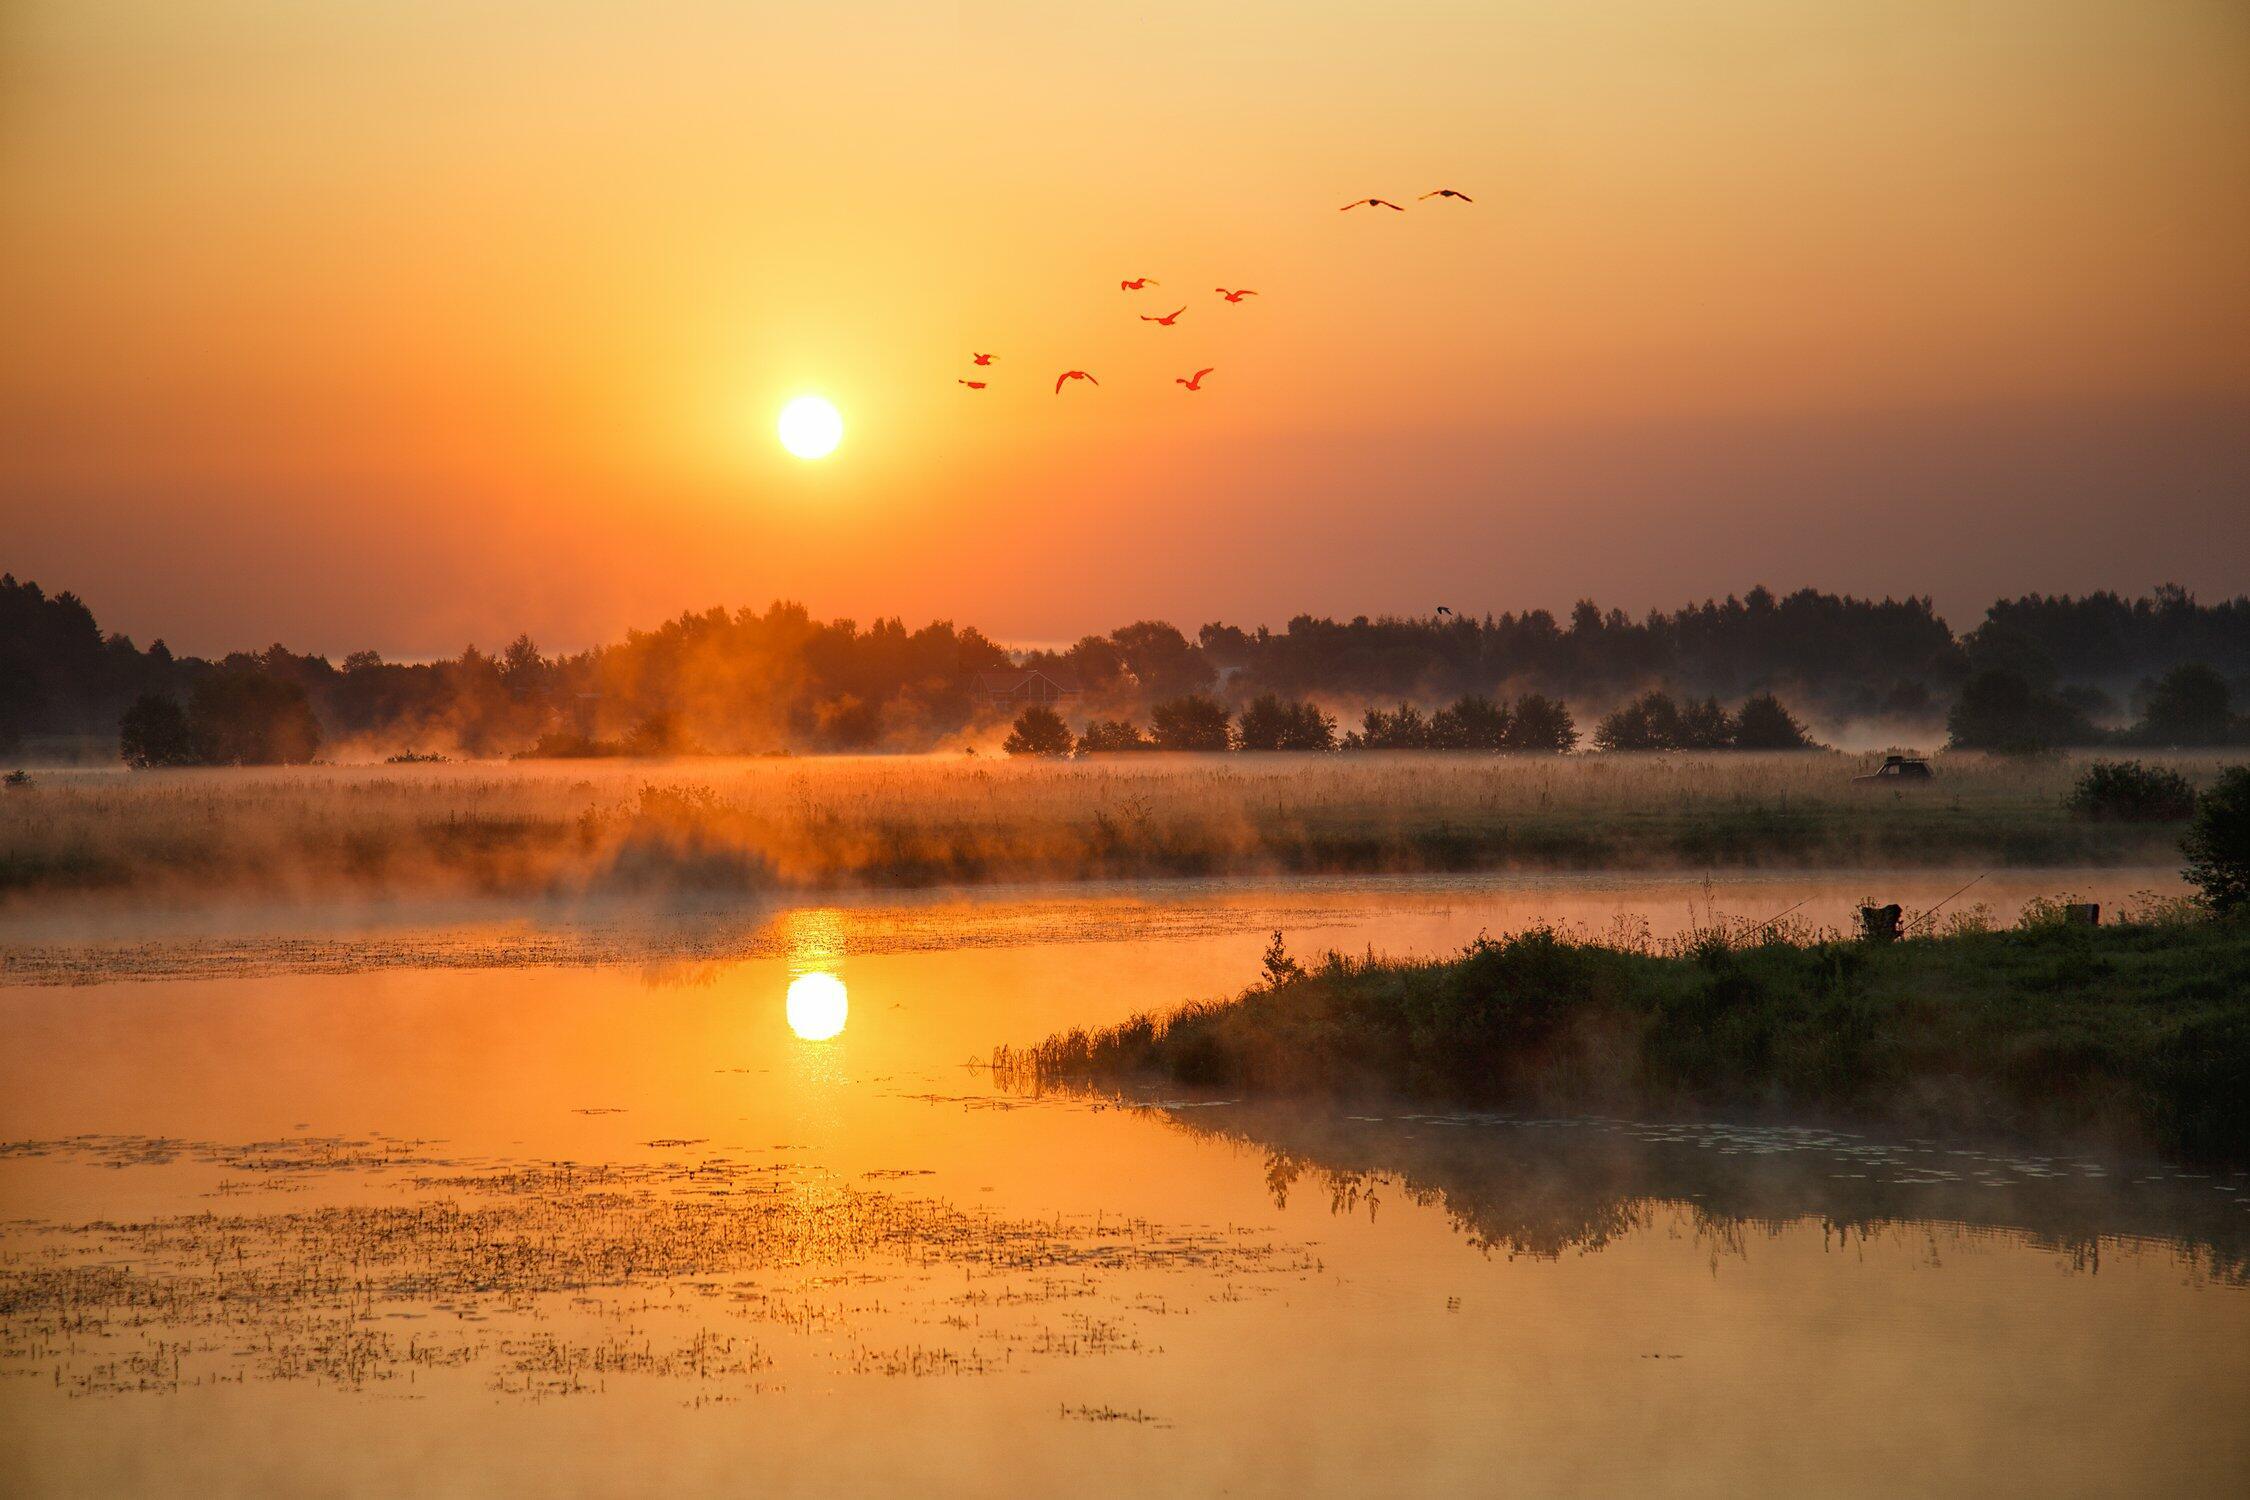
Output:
[{"xmin": 4, "ymin": 1, "xmax": 2248, "ymax": 658}]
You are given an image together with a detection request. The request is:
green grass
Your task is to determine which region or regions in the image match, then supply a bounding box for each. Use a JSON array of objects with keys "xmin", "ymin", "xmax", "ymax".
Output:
[{"xmin": 1005, "ymin": 912, "xmax": 2250, "ymax": 1162}]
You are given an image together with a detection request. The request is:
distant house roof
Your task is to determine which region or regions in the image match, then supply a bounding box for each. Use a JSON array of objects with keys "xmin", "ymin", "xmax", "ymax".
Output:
[{"xmin": 973, "ymin": 668, "xmax": 1083, "ymax": 696}]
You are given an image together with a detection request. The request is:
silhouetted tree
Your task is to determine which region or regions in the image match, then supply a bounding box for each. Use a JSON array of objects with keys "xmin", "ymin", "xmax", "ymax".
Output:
[
  {"xmin": 1003, "ymin": 705, "xmax": 1073, "ymax": 757},
  {"xmin": 2182, "ymin": 766, "xmax": 2250, "ymax": 912},
  {"xmin": 186, "ymin": 671, "xmax": 321, "ymax": 764},
  {"xmin": 1110, "ymin": 621, "xmax": 1216, "ymax": 699},
  {"xmin": 1429, "ymin": 696, "xmax": 1510, "ymax": 751},
  {"xmin": 1946, "ymin": 670, "xmax": 2100, "ymax": 752},
  {"xmin": 1342, "ymin": 704, "xmax": 1431, "ymax": 750},
  {"xmin": 1076, "ymin": 718, "xmax": 1154, "ymax": 753},
  {"xmin": 2135, "ymin": 663, "xmax": 2237, "ymax": 746},
  {"xmin": 1594, "ymin": 692, "xmax": 1686, "ymax": 751},
  {"xmin": 119, "ymin": 694, "xmax": 200, "ymax": 768},
  {"xmin": 1675, "ymin": 697, "xmax": 1736, "ymax": 749},
  {"xmin": 1149, "ymin": 695, "xmax": 1233, "ymax": 751},
  {"xmin": 1236, "ymin": 694, "xmax": 1336, "ymax": 751},
  {"xmin": 1503, "ymin": 694, "xmax": 1578, "ymax": 753},
  {"xmin": 1733, "ymin": 693, "xmax": 1817, "ymax": 749}
]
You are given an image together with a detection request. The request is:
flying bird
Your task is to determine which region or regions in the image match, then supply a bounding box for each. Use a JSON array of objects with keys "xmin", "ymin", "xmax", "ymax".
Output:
[
  {"xmin": 1215, "ymin": 288, "xmax": 1258, "ymax": 302},
  {"xmin": 1435, "ymin": 605, "xmax": 1453, "ymax": 616},
  {"xmin": 1141, "ymin": 307, "xmax": 1186, "ymax": 326},
  {"xmin": 957, "ymin": 379, "xmax": 986, "ymax": 389},
  {"xmin": 1055, "ymin": 370, "xmax": 1098, "ymax": 393},
  {"xmin": 1419, "ymin": 188, "xmax": 1474, "ymax": 202},
  {"xmin": 1176, "ymin": 368, "xmax": 1214, "ymax": 391},
  {"xmin": 1120, "ymin": 277, "xmax": 1159, "ymax": 290},
  {"xmin": 1340, "ymin": 198, "xmax": 1404, "ymax": 212},
  {"xmin": 971, "ymin": 352, "xmax": 996, "ymax": 365}
]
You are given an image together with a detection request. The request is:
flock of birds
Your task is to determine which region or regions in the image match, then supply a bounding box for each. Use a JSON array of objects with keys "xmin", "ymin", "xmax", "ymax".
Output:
[{"xmin": 953, "ymin": 188, "xmax": 1474, "ymax": 396}]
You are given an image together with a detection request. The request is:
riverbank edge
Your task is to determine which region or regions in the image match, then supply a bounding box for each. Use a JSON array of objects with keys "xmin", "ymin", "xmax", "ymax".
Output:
[{"xmin": 1002, "ymin": 916, "xmax": 2250, "ymax": 1162}]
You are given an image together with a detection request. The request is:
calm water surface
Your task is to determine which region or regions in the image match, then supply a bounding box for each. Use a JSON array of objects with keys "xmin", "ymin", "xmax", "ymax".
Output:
[{"xmin": 2, "ymin": 870, "xmax": 2245, "ymax": 1497}]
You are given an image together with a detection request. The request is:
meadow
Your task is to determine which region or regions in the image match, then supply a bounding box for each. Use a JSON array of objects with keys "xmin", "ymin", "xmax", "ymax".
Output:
[{"xmin": 0, "ymin": 748, "xmax": 2232, "ymax": 905}]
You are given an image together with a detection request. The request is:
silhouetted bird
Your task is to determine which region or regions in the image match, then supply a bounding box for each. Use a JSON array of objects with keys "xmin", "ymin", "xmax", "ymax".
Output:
[
  {"xmin": 1215, "ymin": 288, "xmax": 1258, "ymax": 302},
  {"xmin": 1055, "ymin": 370, "xmax": 1098, "ymax": 392},
  {"xmin": 1419, "ymin": 188, "xmax": 1474, "ymax": 202},
  {"xmin": 972, "ymin": 352, "xmax": 996, "ymax": 365},
  {"xmin": 1435, "ymin": 605, "xmax": 1453, "ymax": 616},
  {"xmin": 1120, "ymin": 277, "xmax": 1159, "ymax": 290},
  {"xmin": 1340, "ymin": 198, "xmax": 1404, "ymax": 212},
  {"xmin": 1140, "ymin": 307, "xmax": 1186, "ymax": 326},
  {"xmin": 957, "ymin": 379, "xmax": 987, "ymax": 389},
  {"xmin": 1176, "ymin": 368, "xmax": 1214, "ymax": 390}
]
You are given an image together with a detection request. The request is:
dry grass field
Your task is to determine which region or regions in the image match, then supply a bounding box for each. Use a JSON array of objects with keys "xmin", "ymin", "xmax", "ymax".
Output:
[{"xmin": 1, "ymin": 749, "xmax": 2232, "ymax": 904}]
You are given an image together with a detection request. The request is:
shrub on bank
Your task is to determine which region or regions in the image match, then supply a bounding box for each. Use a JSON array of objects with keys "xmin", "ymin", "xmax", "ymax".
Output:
[{"xmin": 2064, "ymin": 760, "xmax": 2196, "ymax": 822}]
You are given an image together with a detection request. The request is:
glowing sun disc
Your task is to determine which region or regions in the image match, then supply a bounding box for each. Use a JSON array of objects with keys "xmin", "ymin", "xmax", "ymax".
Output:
[
  {"xmin": 778, "ymin": 395, "xmax": 843, "ymax": 459},
  {"xmin": 785, "ymin": 972, "xmax": 849, "ymax": 1040}
]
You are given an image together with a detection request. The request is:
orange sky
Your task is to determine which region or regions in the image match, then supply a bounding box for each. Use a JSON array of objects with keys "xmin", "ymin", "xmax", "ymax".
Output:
[{"xmin": 3, "ymin": 1, "xmax": 2247, "ymax": 657}]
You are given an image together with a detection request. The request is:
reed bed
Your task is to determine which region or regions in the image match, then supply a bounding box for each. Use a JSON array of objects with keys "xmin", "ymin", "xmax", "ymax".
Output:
[
  {"xmin": 1, "ymin": 749, "xmax": 2231, "ymax": 904},
  {"xmin": 1001, "ymin": 906, "xmax": 2250, "ymax": 1161}
]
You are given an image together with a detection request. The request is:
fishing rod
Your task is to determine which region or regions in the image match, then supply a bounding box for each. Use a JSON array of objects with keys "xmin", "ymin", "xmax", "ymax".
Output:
[{"xmin": 1904, "ymin": 872, "xmax": 1987, "ymax": 935}]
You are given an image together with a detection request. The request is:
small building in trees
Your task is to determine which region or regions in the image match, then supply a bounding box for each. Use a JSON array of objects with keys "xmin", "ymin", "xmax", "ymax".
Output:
[{"xmin": 973, "ymin": 669, "xmax": 1082, "ymax": 711}]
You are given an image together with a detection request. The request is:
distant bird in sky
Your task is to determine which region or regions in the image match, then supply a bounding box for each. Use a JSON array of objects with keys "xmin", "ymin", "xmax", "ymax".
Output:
[
  {"xmin": 971, "ymin": 352, "xmax": 996, "ymax": 365},
  {"xmin": 957, "ymin": 379, "xmax": 986, "ymax": 389},
  {"xmin": 1419, "ymin": 188, "xmax": 1474, "ymax": 202},
  {"xmin": 1215, "ymin": 288, "xmax": 1258, "ymax": 302},
  {"xmin": 1120, "ymin": 277, "xmax": 1159, "ymax": 290},
  {"xmin": 1340, "ymin": 198, "xmax": 1404, "ymax": 212},
  {"xmin": 1054, "ymin": 370, "xmax": 1098, "ymax": 393},
  {"xmin": 1140, "ymin": 307, "xmax": 1186, "ymax": 326},
  {"xmin": 1435, "ymin": 605, "xmax": 1453, "ymax": 616},
  {"xmin": 1176, "ymin": 368, "xmax": 1214, "ymax": 391}
]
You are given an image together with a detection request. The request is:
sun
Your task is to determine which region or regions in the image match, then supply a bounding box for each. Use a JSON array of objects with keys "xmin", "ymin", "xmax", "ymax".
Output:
[
  {"xmin": 777, "ymin": 395, "xmax": 843, "ymax": 460},
  {"xmin": 785, "ymin": 971, "xmax": 849, "ymax": 1040}
]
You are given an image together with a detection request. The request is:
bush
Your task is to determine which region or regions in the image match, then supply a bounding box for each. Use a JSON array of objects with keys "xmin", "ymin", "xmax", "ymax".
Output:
[
  {"xmin": 1148, "ymin": 695, "xmax": 1233, "ymax": 752},
  {"xmin": 2064, "ymin": 760, "xmax": 2195, "ymax": 822},
  {"xmin": 1076, "ymin": 718, "xmax": 1153, "ymax": 754},
  {"xmin": 2182, "ymin": 765, "xmax": 2250, "ymax": 912},
  {"xmin": 1002, "ymin": 705, "xmax": 1072, "ymax": 757}
]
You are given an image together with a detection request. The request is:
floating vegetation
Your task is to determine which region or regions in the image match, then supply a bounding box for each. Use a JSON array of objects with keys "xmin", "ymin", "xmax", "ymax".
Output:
[{"xmin": 0, "ymin": 1136, "xmax": 1316, "ymax": 1401}]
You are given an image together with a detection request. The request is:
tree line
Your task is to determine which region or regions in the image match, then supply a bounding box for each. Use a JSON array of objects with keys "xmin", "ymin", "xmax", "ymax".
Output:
[
  {"xmin": 3, "ymin": 572, "xmax": 2247, "ymax": 764},
  {"xmin": 1001, "ymin": 687, "xmax": 1826, "ymax": 757}
]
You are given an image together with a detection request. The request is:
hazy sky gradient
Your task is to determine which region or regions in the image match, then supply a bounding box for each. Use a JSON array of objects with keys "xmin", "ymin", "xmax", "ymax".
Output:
[{"xmin": 4, "ymin": 1, "xmax": 2247, "ymax": 657}]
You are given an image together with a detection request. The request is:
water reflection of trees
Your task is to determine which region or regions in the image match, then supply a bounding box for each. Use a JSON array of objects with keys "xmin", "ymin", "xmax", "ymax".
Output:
[{"xmin": 1157, "ymin": 1101, "xmax": 2250, "ymax": 1281}]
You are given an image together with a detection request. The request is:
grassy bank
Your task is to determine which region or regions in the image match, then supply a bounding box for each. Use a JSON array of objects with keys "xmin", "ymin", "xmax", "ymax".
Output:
[
  {"xmin": 1004, "ymin": 910, "xmax": 2250, "ymax": 1161},
  {"xmin": 0, "ymin": 750, "xmax": 2228, "ymax": 904}
]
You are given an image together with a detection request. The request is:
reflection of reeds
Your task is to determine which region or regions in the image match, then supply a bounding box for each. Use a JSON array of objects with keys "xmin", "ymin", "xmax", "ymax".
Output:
[
  {"xmin": 2, "ymin": 750, "xmax": 2224, "ymax": 903},
  {"xmin": 1130, "ymin": 1104, "xmax": 2250, "ymax": 1283}
]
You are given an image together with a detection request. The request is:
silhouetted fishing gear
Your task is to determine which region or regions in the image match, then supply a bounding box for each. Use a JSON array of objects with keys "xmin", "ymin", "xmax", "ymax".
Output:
[
  {"xmin": 1905, "ymin": 873, "xmax": 1987, "ymax": 934},
  {"xmin": 1742, "ymin": 898, "xmax": 1810, "ymax": 941}
]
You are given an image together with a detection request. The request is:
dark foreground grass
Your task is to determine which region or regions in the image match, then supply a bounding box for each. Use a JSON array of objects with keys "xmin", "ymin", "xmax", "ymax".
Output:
[{"xmin": 1005, "ymin": 916, "xmax": 2250, "ymax": 1162}]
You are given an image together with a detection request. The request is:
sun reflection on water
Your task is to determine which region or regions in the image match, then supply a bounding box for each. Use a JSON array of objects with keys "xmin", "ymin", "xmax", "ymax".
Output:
[{"xmin": 785, "ymin": 971, "xmax": 848, "ymax": 1040}]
